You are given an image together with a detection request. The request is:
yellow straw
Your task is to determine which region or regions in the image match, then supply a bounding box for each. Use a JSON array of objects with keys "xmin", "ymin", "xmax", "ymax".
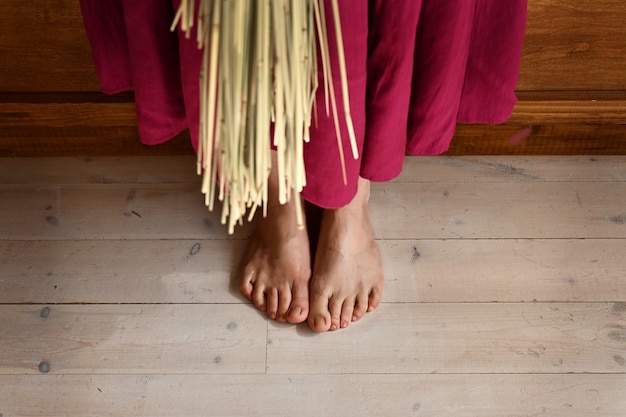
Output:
[{"xmin": 172, "ymin": 0, "xmax": 355, "ymax": 233}]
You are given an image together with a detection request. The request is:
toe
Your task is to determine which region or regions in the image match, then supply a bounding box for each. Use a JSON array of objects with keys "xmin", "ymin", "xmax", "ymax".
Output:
[
  {"xmin": 329, "ymin": 297, "xmax": 344, "ymax": 331},
  {"xmin": 252, "ymin": 284, "xmax": 267, "ymax": 312},
  {"xmin": 352, "ymin": 292, "xmax": 369, "ymax": 321},
  {"xmin": 239, "ymin": 280, "xmax": 253, "ymax": 301},
  {"xmin": 275, "ymin": 287, "xmax": 292, "ymax": 322},
  {"xmin": 340, "ymin": 297, "xmax": 355, "ymax": 329},
  {"xmin": 308, "ymin": 292, "xmax": 331, "ymax": 332},
  {"xmin": 368, "ymin": 286, "xmax": 384, "ymax": 312},
  {"xmin": 266, "ymin": 288, "xmax": 279, "ymax": 320},
  {"xmin": 286, "ymin": 281, "xmax": 309, "ymax": 324},
  {"xmin": 239, "ymin": 269, "xmax": 255, "ymax": 301}
]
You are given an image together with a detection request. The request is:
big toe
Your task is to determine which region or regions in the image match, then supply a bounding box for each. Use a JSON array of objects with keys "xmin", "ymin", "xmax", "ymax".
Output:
[
  {"xmin": 238, "ymin": 268, "xmax": 255, "ymax": 301},
  {"xmin": 308, "ymin": 292, "xmax": 331, "ymax": 332},
  {"xmin": 368, "ymin": 286, "xmax": 384, "ymax": 312},
  {"xmin": 239, "ymin": 281, "xmax": 253, "ymax": 301}
]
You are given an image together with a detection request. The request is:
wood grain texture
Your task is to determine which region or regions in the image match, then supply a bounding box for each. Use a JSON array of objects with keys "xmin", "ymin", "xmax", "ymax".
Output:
[
  {"xmin": 1, "ymin": 155, "xmax": 625, "ymax": 416},
  {"xmin": 1, "ymin": 181, "xmax": 626, "ymax": 240},
  {"xmin": 380, "ymin": 238, "xmax": 626, "ymax": 303},
  {"xmin": 0, "ymin": 126, "xmax": 195, "ymax": 157},
  {"xmin": 1, "ymin": 238, "xmax": 625, "ymax": 304},
  {"xmin": 2, "ymin": 0, "xmax": 625, "ymax": 93},
  {"xmin": 0, "ymin": 0, "xmax": 100, "ymax": 92},
  {"xmin": 0, "ymin": 303, "xmax": 623, "ymax": 375},
  {"xmin": 518, "ymin": 0, "xmax": 626, "ymax": 91},
  {"xmin": 0, "ymin": 183, "xmax": 249, "ymax": 240},
  {"xmin": 1, "ymin": 374, "xmax": 625, "ymax": 417},
  {"xmin": 2, "ymin": 1, "xmax": 626, "ymax": 157},
  {"xmin": 447, "ymin": 123, "xmax": 626, "ymax": 155},
  {"xmin": 0, "ymin": 239, "xmax": 245, "ymax": 304},
  {"xmin": 3, "ymin": 102, "xmax": 626, "ymax": 157},
  {"xmin": 2, "ymin": 155, "xmax": 626, "ymax": 185},
  {"xmin": 370, "ymin": 181, "xmax": 626, "ymax": 239},
  {"xmin": 2, "ymin": 155, "xmax": 626, "ymax": 241},
  {"xmin": 397, "ymin": 155, "xmax": 626, "ymax": 183},
  {"xmin": 265, "ymin": 303, "xmax": 626, "ymax": 374},
  {"xmin": 0, "ymin": 156, "xmax": 198, "ymax": 185},
  {"xmin": 0, "ymin": 304, "xmax": 266, "ymax": 375},
  {"xmin": 0, "ymin": 103, "xmax": 137, "ymax": 127},
  {"xmin": 2, "ymin": 97, "xmax": 624, "ymax": 129},
  {"xmin": 509, "ymin": 99, "xmax": 626, "ymax": 124}
]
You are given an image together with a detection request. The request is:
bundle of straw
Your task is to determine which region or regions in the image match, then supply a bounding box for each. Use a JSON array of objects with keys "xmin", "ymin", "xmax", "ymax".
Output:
[{"xmin": 172, "ymin": 0, "xmax": 356, "ymax": 234}]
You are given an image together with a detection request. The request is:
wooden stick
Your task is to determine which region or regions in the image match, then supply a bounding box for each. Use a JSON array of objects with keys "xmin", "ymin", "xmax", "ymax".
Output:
[{"xmin": 330, "ymin": 0, "xmax": 358, "ymax": 160}]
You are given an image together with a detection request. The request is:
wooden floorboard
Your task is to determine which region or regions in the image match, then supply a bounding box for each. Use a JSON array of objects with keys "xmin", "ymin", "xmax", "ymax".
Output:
[
  {"xmin": 266, "ymin": 302, "xmax": 626, "ymax": 374},
  {"xmin": 0, "ymin": 304, "xmax": 266, "ymax": 375},
  {"xmin": 1, "ymin": 155, "xmax": 625, "ymax": 416},
  {"xmin": 8, "ymin": 302, "xmax": 624, "ymax": 375},
  {"xmin": 1, "ymin": 374, "xmax": 625, "ymax": 417},
  {"xmin": 2, "ymin": 155, "xmax": 626, "ymax": 184},
  {"xmin": 1, "ymin": 238, "xmax": 625, "ymax": 304},
  {"xmin": 0, "ymin": 239, "xmax": 244, "ymax": 304},
  {"xmin": 1, "ymin": 181, "xmax": 626, "ymax": 240}
]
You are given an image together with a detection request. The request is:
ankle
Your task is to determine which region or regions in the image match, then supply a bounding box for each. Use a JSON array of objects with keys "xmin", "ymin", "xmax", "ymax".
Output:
[
  {"xmin": 350, "ymin": 177, "xmax": 371, "ymax": 210},
  {"xmin": 336, "ymin": 177, "xmax": 371, "ymax": 218}
]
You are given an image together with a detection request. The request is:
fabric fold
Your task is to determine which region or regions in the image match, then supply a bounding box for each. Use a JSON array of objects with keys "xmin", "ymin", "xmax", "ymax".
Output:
[{"xmin": 80, "ymin": 0, "xmax": 527, "ymax": 208}]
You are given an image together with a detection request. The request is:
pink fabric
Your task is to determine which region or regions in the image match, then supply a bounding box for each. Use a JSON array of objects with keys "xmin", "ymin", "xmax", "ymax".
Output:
[
  {"xmin": 80, "ymin": 0, "xmax": 527, "ymax": 208},
  {"xmin": 80, "ymin": 0, "xmax": 190, "ymax": 144}
]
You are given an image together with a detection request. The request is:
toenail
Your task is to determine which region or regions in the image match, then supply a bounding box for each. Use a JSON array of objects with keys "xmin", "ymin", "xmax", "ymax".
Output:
[
  {"xmin": 290, "ymin": 307, "xmax": 302, "ymax": 316},
  {"xmin": 314, "ymin": 317, "xmax": 326, "ymax": 328},
  {"xmin": 341, "ymin": 321, "xmax": 349, "ymax": 328}
]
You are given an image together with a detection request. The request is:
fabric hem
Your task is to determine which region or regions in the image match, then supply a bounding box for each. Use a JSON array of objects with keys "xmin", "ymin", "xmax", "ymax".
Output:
[{"xmin": 139, "ymin": 124, "xmax": 189, "ymax": 146}]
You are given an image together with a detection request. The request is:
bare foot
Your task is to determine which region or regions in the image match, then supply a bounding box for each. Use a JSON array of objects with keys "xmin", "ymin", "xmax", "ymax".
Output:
[
  {"xmin": 308, "ymin": 177, "xmax": 385, "ymax": 332},
  {"xmin": 238, "ymin": 154, "xmax": 311, "ymax": 324}
]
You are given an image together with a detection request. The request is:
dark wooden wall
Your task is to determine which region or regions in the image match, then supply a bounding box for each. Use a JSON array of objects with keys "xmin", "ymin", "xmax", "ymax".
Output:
[{"xmin": 1, "ymin": 0, "xmax": 625, "ymax": 156}]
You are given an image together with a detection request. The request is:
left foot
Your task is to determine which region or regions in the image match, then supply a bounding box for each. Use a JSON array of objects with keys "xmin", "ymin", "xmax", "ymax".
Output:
[
  {"xmin": 238, "ymin": 151, "xmax": 311, "ymax": 324},
  {"xmin": 308, "ymin": 177, "xmax": 385, "ymax": 332}
]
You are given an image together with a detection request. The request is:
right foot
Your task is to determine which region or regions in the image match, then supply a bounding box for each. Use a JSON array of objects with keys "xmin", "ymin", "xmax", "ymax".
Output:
[
  {"xmin": 307, "ymin": 177, "xmax": 385, "ymax": 332},
  {"xmin": 238, "ymin": 153, "xmax": 311, "ymax": 324}
]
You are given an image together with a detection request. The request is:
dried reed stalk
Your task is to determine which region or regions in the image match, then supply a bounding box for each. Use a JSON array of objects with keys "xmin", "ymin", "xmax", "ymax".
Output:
[{"xmin": 172, "ymin": 0, "xmax": 356, "ymax": 234}]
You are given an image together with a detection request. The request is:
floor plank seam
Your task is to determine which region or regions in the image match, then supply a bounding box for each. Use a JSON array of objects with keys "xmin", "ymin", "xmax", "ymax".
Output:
[
  {"xmin": 265, "ymin": 321, "xmax": 269, "ymax": 375},
  {"xmin": 4, "ymin": 372, "xmax": 624, "ymax": 377},
  {"xmin": 0, "ymin": 301, "xmax": 620, "ymax": 305}
]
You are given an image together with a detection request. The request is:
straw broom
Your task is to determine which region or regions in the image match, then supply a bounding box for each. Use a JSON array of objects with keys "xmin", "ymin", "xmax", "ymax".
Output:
[{"xmin": 172, "ymin": 0, "xmax": 357, "ymax": 234}]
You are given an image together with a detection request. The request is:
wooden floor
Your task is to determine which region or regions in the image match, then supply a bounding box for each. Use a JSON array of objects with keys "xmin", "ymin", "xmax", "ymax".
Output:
[{"xmin": 1, "ymin": 155, "xmax": 625, "ymax": 416}]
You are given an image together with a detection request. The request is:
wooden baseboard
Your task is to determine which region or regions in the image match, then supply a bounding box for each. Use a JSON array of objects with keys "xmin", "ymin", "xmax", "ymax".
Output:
[
  {"xmin": 447, "ymin": 124, "xmax": 626, "ymax": 155},
  {"xmin": 1, "ymin": 94, "xmax": 625, "ymax": 157}
]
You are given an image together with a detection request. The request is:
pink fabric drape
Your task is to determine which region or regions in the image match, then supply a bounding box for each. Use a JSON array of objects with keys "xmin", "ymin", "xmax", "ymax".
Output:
[{"xmin": 80, "ymin": 0, "xmax": 527, "ymax": 208}]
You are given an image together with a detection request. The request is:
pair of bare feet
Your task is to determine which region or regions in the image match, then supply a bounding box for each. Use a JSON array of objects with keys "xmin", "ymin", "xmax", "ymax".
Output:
[{"xmin": 239, "ymin": 168, "xmax": 385, "ymax": 332}]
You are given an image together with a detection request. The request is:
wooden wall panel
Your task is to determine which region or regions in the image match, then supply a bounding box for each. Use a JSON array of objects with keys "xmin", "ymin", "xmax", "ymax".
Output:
[
  {"xmin": 518, "ymin": 0, "xmax": 626, "ymax": 91},
  {"xmin": 1, "ymin": 0, "xmax": 626, "ymax": 93},
  {"xmin": 0, "ymin": 0, "xmax": 100, "ymax": 92},
  {"xmin": 0, "ymin": 0, "xmax": 625, "ymax": 155},
  {"xmin": 0, "ymin": 0, "xmax": 98, "ymax": 92}
]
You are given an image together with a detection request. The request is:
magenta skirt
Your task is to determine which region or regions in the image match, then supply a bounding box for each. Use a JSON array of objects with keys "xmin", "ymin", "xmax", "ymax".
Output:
[{"xmin": 80, "ymin": 0, "xmax": 527, "ymax": 208}]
